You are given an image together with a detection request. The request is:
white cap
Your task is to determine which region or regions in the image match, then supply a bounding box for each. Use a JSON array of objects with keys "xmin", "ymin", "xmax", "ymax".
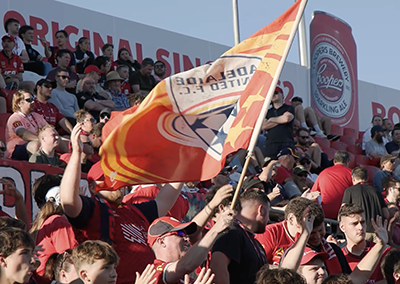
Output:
[{"xmin": 45, "ymin": 186, "xmax": 61, "ymax": 205}]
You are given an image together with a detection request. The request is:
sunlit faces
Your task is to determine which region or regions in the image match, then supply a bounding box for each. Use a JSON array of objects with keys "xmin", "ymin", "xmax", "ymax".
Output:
[
  {"xmin": 158, "ymin": 231, "xmax": 190, "ymax": 261},
  {"xmin": 299, "ymin": 258, "xmax": 327, "ymax": 284},
  {"xmin": 18, "ymin": 92, "xmax": 35, "ymax": 114},
  {"xmin": 79, "ymin": 258, "xmax": 117, "ymax": 284},
  {"xmin": 1, "ymin": 247, "xmax": 35, "ymax": 284},
  {"xmin": 339, "ymin": 213, "xmax": 366, "ymax": 245}
]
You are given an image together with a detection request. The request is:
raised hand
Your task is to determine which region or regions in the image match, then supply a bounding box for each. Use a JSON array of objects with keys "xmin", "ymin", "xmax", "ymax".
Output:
[
  {"xmin": 371, "ymin": 216, "xmax": 388, "ymax": 246},
  {"xmin": 301, "ymin": 189, "xmax": 320, "ymax": 201},
  {"xmin": 187, "ymin": 268, "xmax": 215, "ymax": 284},
  {"xmin": 71, "ymin": 123, "xmax": 84, "ymax": 153},
  {"xmin": 301, "ymin": 206, "xmax": 315, "ymax": 235},
  {"xmin": 135, "ymin": 264, "xmax": 156, "ymax": 284},
  {"xmin": 0, "ymin": 178, "xmax": 23, "ymax": 201},
  {"xmin": 213, "ymin": 208, "xmax": 234, "ymax": 234},
  {"xmin": 208, "ymin": 184, "xmax": 233, "ymax": 208}
]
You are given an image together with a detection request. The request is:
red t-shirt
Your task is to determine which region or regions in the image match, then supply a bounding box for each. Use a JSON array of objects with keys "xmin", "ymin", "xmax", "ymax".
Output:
[
  {"xmin": 255, "ymin": 221, "xmax": 296, "ymax": 265},
  {"xmin": 111, "ymin": 61, "xmax": 119, "ymax": 71},
  {"xmin": 120, "ymin": 80, "xmax": 132, "ymax": 96},
  {"xmin": 68, "ymin": 196, "xmax": 157, "ymax": 284},
  {"xmin": 34, "ymin": 99, "xmax": 65, "ymax": 127},
  {"xmin": 123, "ymin": 185, "xmax": 189, "ymax": 221},
  {"xmin": 311, "ymin": 164, "xmax": 353, "ymax": 219},
  {"xmin": 342, "ymin": 242, "xmax": 391, "ymax": 283},
  {"xmin": 0, "ymin": 50, "xmax": 24, "ymax": 75},
  {"xmin": 153, "ymin": 259, "xmax": 193, "ymax": 284},
  {"xmin": 34, "ymin": 215, "xmax": 78, "ymax": 284},
  {"xmin": 274, "ymin": 166, "xmax": 292, "ymax": 185}
]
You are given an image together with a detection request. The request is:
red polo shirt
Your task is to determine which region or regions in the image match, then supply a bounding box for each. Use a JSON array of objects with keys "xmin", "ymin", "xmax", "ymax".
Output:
[{"xmin": 0, "ymin": 51, "xmax": 24, "ymax": 75}]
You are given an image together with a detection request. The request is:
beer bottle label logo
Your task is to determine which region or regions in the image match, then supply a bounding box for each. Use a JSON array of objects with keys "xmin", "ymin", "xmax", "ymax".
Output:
[{"xmin": 311, "ymin": 35, "xmax": 352, "ymax": 119}]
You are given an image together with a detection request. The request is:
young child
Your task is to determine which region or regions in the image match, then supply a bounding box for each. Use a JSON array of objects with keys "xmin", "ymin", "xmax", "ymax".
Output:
[
  {"xmin": 0, "ymin": 227, "xmax": 36, "ymax": 284},
  {"xmin": 72, "ymin": 240, "xmax": 119, "ymax": 284}
]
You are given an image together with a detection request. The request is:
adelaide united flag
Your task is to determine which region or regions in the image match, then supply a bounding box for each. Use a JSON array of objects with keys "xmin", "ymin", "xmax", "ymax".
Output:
[{"xmin": 100, "ymin": 0, "xmax": 303, "ymax": 189}]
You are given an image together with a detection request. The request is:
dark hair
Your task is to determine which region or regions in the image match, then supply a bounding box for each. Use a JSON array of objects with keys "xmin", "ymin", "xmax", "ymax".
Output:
[
  {"xmin": 371, "ymin": 115, "xmax": 382, "ymax": 123},
  {"xmin": 45, "ymin": 250, "xmax": 74, "ymax": 282},
  {"xmin": 392, "ymin": 128, "xmax": 400, "ymax": 137},
  {"xmin": 382, "ymin": 176, "xmax": 400, "ymax": 193},
  {"xmin": 102, "ymin": 43, "xmax": 114, "ymax": 52},
  {"xmin": 0, "ymin": 216, "xmax": 26, "ymax": 230},
  {"xmin": 116, "ymin": 64, "xmax": 129, "ymax": 72},
  {"xmin": 4, "ymin": 18, "xmax": 19, "ymax": 33},
  {"xmin": 381, "ymin": 249, "xmax": 400, "ymax": 284},
  {"xmin": 237, "ymin": 189, "xmax": 269, "ymax": 212},
  {"xmin": 141, "ymin": 57, "xmax": 154, "ymax": 67},
  {"xmin": 56, "ymin": 49, "xmax": 72, "ymax": 59},
  {"xmin": 295, "ymin": 127, "xmax": 310, "ymax": 137},
  {"xmin": 285, "ymin": 197, "xmax": 325, "ymax": 228},
  {"xmin": 351, "ymin": 167, "xmax": 368, "ymax": 182},
  {"xmin": 128, "ymin": 93, "xmax": 145, "ymax": 107},
  {"xmin": 333, "ymin": 151, "xmax": 350, "ymax": 164},
  {"xmin": 92, "ymin": 122, "xmax": 105, "ymax": 137},
  {"xmin": 32, "ymin": 174, "xmax": 62, "ymax": 208},
  {"xmin": 322, "ymin": 274, "xmax": 354, "ymax": 284},
  {"xmin": 18, "ymin": 25, "xmax": 34, "ymax": 39},
  {"xmin": 256, "ymin": 265, "xmax": 306, "ymax": 284},
  {"xmin": 0, "ymin": 227, "xmax": 35, "ymax": 258},
  {"xmin": 338, "ymin": 204, "xmax": 364, "ymax": 222},
  {"xmin": 154, "ymin": 60, "xmax": 165, "ymax": 67},
  {"xmin": 55, "ymin": 30, "xmax": 68, "ymax": 38},
  {"xmin": 291, "ymin": 96, "xmax": 303, "ymax": 103},
  {"xmin": 94, "ymin": 56, "xmax": 110, "ymax": 69},
  {"xmin": 205, "ymin": 185, "xmax": 234, "ymax": 218},
  {"xmin": 75, "ymin": 36, "xmax": 88, "ymax": 51},
  {"xmin": 56, "ymin": 68, "xmax": 69, "ymax": 77},
  {"xmin": 117, "ymin": 48, "xmax": 130, "ymax": 60}
]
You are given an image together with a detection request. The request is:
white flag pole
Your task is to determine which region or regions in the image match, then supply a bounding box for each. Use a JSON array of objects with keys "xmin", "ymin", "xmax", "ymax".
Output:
[{"xmin": 231, "ymin": 0, "xmax": 309, "ymax": 210}]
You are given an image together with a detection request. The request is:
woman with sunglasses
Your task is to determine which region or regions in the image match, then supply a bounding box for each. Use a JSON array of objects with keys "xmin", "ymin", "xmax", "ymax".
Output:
[{"xmin": 5, "ymin": 90, "xmax": 48, "ymax": 160}]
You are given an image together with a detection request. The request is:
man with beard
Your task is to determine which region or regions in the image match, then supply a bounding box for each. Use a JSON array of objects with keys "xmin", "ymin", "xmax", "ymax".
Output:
[
  {"xmin": 34, "ymin": 79, "xmax": 73, "ymax": 134},
  {"xmin": 385, "ymin": 128, "xmax": 400, "ymax": 155},
  {"xmin": 365, "ymin": 125, "xmax": 388, "ymax": 159},
  {"xmin": 210, "ymin": 190, "xmax": 270, "ymax": 284},
  {"xmin": 148, "ymin": 210, "xmax": 233, "ymax": 284},
  {"xmin": 153, "ymin": 61, "xmax": 166, "ymax": 82}
]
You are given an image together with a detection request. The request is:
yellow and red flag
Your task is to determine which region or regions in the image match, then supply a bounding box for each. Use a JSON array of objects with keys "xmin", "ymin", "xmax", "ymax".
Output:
[{"xmin": 100, "ymin": 0, "xmax": 302, "ymax": 189}]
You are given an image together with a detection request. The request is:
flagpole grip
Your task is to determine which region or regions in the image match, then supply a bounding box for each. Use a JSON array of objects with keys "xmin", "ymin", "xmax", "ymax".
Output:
[{"xmin": 230, "ymin": 154, "xmax": 252, "ymax": 210}]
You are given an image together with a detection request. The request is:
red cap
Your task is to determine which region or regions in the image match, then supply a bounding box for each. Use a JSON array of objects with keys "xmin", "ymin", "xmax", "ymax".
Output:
[
  {"xmin": 2, "ymin": 34, "xmax": 15, "ymax": 41},
  {"xmin": 300, "ymin": 247, "xmax": 329, "ymax": 265},
  {"xmin": 275, "ymin": 86, "xmax": 283, "ymax": 94},
  {"xmin": 84, "ymin": 65, "xmax": 102, "ymax": 74},
  {"xmin": 147, "ymin": 216, "xmax": 197, "ymax": 247},
  {"xmin": 87, "ymin": 161, "xmax": 104, "ymax": 184}
]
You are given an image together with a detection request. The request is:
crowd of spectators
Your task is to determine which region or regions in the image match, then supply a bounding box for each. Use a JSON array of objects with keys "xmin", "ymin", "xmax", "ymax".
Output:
[{"xmin": 0, "ymin": 16, "xmax": 400, "ymax": 284}]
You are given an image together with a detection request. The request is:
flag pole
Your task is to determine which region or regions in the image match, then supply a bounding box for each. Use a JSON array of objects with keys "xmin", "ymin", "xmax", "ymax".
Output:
[{"xmin": 230, "ymin": 0, "xmax": 308, "ymax": 210}]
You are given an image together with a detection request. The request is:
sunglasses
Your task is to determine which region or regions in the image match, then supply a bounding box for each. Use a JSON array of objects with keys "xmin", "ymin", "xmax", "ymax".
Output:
[
  {"xmin": 100, "ymin": 113, "xmax": 110, "ymax": 119},
  {"xmin": 58, "ymin": 75, "xmax": 70, "ymax": 80},
  {"xmin": 297, "ymin": 173, "xmax": 308, "ymax": 178},
  {"xmin": 170, "ymin": 230, "xmax": 186, "ymax": 238},
  {"xmin": 25, "ymin": 98, "xmax": 34, "ymax": 103},
  {"xmin": 85, "ymin": 118, "xmax": 97, "ymax": 123},
  {"xmin": 0, "ymin": 146, "xmax": 5, "ymax": 151},
  {"xmin": 300, "ymin": 160, "xmax": 311, "ymax": 165},
  {"xmin": 83, "ymin": 141, "xmax": 93, "ymax": 146},
  {"xmin": 299, "ymin": 136, "xmax": 309, "ymax": 139},
  {"xmin": 154, "ymin": 65, "xmax": 165, "ymax": 69},
  {"xmin": 390, "ymin": 159, "xmax": 396, "ymax": 163},
  {"xmin": 42, "ymin": 84, "xmax": 53, "ymax": 88},
  {"xmin": 273, "ymin": 91, "xmax": 280, "ymax": 95}
]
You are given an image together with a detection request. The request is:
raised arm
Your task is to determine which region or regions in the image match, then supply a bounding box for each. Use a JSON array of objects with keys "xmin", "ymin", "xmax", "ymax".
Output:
[
  {"xmin": 60, "ymin": 123, "xmax": 83, "ymax": 218},
  {"xmin": 189, "ymin": 185, "xmax": 233, "ymax": 243},
  {"xmin": 349, "ymin": 216, "xmax": 389, "ymax": 284},
  {"xmin": 154, "ymin": 183, "xmax": 184, "ymax": 217},
  {"xmin": 165, "ymin": 209, "xmax": 234, "ymax": 284}
]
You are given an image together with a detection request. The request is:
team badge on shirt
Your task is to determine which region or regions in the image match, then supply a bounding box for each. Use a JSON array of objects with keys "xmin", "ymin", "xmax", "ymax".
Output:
[
  {"xmin": 13, "ymin": 62, "xmax": 17, "ymax": 68},
  {"xmin": 13, "ymin": 121, "xmax": 23, "ymax": 128}
]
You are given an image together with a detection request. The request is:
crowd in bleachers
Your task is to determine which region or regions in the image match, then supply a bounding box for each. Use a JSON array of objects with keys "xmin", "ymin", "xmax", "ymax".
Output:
[{"xmin": 0, "ymin": 17, "xmax": 400, "ymax": 284}]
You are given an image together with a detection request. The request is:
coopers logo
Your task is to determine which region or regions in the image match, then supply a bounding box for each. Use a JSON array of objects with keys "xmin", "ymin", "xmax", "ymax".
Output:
[{"xmin": 311, "ymin": 37, "xmax": 352, "ymax": 118}]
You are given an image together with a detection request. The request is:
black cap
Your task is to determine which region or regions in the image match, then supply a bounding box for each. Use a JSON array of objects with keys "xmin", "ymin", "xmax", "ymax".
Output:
[
  {"xmin": 371, "ymin": 125, "xmax": 385, "ymax": 137},
  {"xmin": 291, "ymin": 96, "xmax": 303, "ymax": 103},
  {"xmin": 35, "ymin": 78, "xmax": 56, "ymax": 89}
]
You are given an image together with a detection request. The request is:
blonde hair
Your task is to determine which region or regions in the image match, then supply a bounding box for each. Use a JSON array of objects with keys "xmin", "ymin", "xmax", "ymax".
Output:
[
  {"xmin": 29, "ymin": 201, "xmax": 63, "ymax": 243},
  {"xmin": 12, "ymin": 90, "xmax": 31, "ymax": 113},
  {"xmin": 72, "ymin": 240, "xmax": 119, "ymax": 271},
  {"xmin": 75, "ymin": 109, "xmax": 90, "ymax": 123},
  {"xmin": 37, "ymin": 124, "xmax": 55, "ymax": 141}
]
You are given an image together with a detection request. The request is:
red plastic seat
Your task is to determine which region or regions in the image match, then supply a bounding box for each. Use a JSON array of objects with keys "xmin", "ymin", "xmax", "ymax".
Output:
[
  {"xmin": 359, "ymin": 131, "xmax": 366, "ymax": 140},
  {"xmin": 0, "ymin": 113, "xmax": 11, "ymax": 127},
  {"xmin": 347, "ymin": 144, "xmax": 363, "ymax": 155},
  {"xmin": 340, "ymin": 135, "xmax": 356, "ymax": 146},
  {"xmin": 360, "ymin": 165, "xmax": 380, "ymax": 184},
  {"xmin": 322, "ymin": 147, "xmax": 336, "ymax": 160},
  {"xmin": 348, "ymin": 152, "xmax": 356, "ymax": 169},
  {"xmin": 355, "ymin": 155, "xmax": 374, "ymax": 166},
  {"xmin": 343, "ymin": 128, "xmax": 359, "ymax": 139},
  {"xmin": 0, "ymin": 88, "xmax": 17, "ymax": 113},
  {"xmin": 330, "ymin": 124, "xmax": 343, "ymax": 136},
  {"xmin": 330, "ymin": 140, "xmax": 348, "ymax": 151},
  {"xmin": 314, "ymin": 137, "xmax": 330, "ymax": 149},
  {"xmin": 0, "ymin": 126, "xmax": 5, "ymax": 142}
]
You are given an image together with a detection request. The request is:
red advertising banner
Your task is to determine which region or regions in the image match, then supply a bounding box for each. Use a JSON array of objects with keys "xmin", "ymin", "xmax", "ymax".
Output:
[
  {"xmin": 310, "ymin": 11, "xmax": 359, "ymax": 129},
  {"xmin": 0, "ymin": 159, "xmax": 88, "ymax": 221}
]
